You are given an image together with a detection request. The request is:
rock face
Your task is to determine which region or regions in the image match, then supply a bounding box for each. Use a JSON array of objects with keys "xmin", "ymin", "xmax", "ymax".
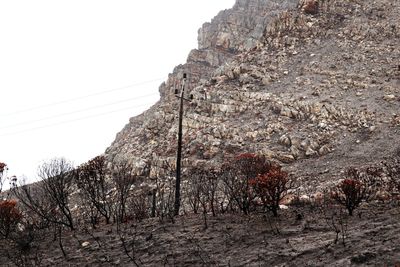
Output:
[{"xmin": 105, "ymin": 0, "xmax": 400, "ymax": 188}]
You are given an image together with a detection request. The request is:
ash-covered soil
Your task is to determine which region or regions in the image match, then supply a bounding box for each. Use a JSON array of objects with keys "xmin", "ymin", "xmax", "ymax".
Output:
[{"xmin": 1, "ymin": 202, "xmax": 399, "ymax": 266}]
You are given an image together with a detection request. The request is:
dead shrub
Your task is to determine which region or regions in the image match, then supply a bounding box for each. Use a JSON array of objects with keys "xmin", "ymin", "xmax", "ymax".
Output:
[
  {"xmin": 331, "ymin": 179, "xmax": 365, "ymax": 216},
  {"xmin": 250, "ymin": 165, "xmax": 296, "ymax": 217},
  {"xmin": 331, "ymin": 166, "xmax": 381, "ymax": 216},
  {"xmin": 129, "ymin": 189, "xmax": 151, "ymax": 222},
  {"xmin": 184, "ymin": 166, "xmax": 220, "ymax": 228},
  {"xmin": 331, "ymin": 167, "xmax": 374, "ymax": 216},
  {"xmin": 13, "ymin": 158, "xmax": 75, "ymax": 231},
  {"xmin": 385, "ymin": 159, "xmax": 400, "ymax": 200},
  {"xmin": 0, "ymin": 199, "xmax": 22, "ymax": 238},
  {"xmin": 4, "ymin": 221, "xmax": 44, "ymax": 267},
  {"xmin": 320, "ymin": 194, "xmax": 348, "ymax": 246},
  {"xmin": 221, "ymin": 153, "xmax": 271, "ymax": 215},
  {"xmin": 75, "ymin": 156, "xmax": 114, "ymax": 225},
  {"xmin": 111, "ymin": 159, "xmax": 147, "ymax": 225}
]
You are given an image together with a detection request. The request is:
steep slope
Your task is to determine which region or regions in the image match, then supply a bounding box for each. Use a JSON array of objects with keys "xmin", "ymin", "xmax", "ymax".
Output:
[
  {"xmin": 105, "ymin": 0, "xmax": 400, "ymax": 190},
  {"xmin": 1, "ymin": 1, "xmax": 400, "ymax": 266}
]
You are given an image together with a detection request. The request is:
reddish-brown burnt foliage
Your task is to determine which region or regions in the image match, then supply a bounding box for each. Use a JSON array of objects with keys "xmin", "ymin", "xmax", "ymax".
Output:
[
  {"xmin": 0, "ymin": 199, "xmax": 23, "ymax": 238},
  {"xmin": 250, "ymin": 165, "xmax": 293, "ymax": 217},
  {"xmin": 331, "ymin": 178, "xmax": 368, "ymax": 216},
  {"xmin": 221, "ymin": 153, "xmax": 271, "ymax": 215},
  {"xmin": 301, "ymin": 0, "xmax": 319, "ymax": 15}
]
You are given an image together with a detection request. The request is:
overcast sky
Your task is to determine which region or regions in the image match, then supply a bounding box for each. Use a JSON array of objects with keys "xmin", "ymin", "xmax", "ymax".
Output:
[{"xmin": 0, "ymin": 0, "xmax": 235, "ymax": 184}]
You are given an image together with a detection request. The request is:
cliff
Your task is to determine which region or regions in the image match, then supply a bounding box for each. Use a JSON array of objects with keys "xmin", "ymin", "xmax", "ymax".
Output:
[{"xmin": 105, "ymin": 0, "xmax": 400, "ymax": 191}]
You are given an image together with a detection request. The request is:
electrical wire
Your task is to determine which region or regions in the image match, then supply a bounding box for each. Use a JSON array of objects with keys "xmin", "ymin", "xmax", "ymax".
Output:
[
  {"xmin": 0, "ymin": 92, "xmax": 159, "ymax": 130},
  {"xmin": 0, "ymin": 77, "xmax": 165, "ymax": 117},
  {"xmin": 0, "ymin": 102, "xmax": 156, "ymax": 137}
]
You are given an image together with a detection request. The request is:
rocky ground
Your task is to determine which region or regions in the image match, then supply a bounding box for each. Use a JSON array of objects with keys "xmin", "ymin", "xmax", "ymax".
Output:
[
  {"xmin": 1, "ymin": 201, "xmax": 399, "ymax": 266},
  {"xmin": 105, "ymin": 0, "xmax": 400, "ymax": 193},
  {"xmin": 2, "ymin": 0, "xmax": 399, "ymax": 266}
]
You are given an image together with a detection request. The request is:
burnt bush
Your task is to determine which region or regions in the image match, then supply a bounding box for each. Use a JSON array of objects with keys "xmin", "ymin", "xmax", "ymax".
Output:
[
  {"xmin": 331, "ymin": 168, "xmax": 375, "ymax": 216},
  {"xmin": 111, "ymin": 159, "xmax": 151, "ymax": 224},
  {"xmin": 250, "ymin": 165, "xmax": 295, "ymax": 217},
  {"xmin": 221, "ymin": 153, "xmax": 271, "ymax": 215},
  {"xmin": 384, "ymin": 159, "xmax": 400, "ymax": 199},
  {"xmin": 75, "ymin": 156, "xmax": 113, "ymax": 226},
  {"xmin": 184, "ymin": 166, "xmax": 220, "ymax": 228},
  {"xmin": 0, "ymin": 199, "xmax": 22, "ymax": 238},
  {"xmin": 13, "ymin": 158, "xmax": 75, "ymax": 230}
]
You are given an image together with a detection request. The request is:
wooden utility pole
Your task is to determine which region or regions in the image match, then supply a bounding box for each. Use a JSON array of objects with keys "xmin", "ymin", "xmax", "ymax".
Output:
[{"xmin": 174, "ymin": 73, "xmax": 187, "ymax": 216}]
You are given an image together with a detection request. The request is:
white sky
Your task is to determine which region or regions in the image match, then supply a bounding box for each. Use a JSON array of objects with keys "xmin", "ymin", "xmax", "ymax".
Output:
[{"xmin": 0, "ymin": 0, "xmax": 235, "ymax": 184}]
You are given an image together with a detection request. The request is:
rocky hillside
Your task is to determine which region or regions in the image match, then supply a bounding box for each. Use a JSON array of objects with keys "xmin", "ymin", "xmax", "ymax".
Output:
[
  {"xmin": 105, "ymin": 0, "xmax": 400, "ymax": 191},
  {"xmin": 1, "ymin": 1, "xmax": 400, "ymax": 266}
]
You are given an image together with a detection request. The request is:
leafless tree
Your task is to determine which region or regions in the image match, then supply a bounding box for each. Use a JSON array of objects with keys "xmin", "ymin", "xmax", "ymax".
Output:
[
  {"xmin": 111, "ymin": 160, "xmax": 137, "ymax": 224},
  {"xmin": 185, "ymin": 172, "xmax": 201, "ymax": 214},
  {"xmin": 38, "ymin": 158, "xmax": 75, "ymax": 230},
  {"xmin": 12, "ymin": 180, "xmax": 54, "ymax": 229},
  {"xmin": 129, "ymin": 189, "xmax": 151, "ymax": 222},
  {"xmin": 75, "ymin": 156, "xmax": 113, "ymax": 225},
  {"xmin": 13, "ymin": 158, "xmax": 75, "ymax": 230},
  {"xmin": 184, "ymin": 166, "xmax": 220, "ymax": 228},
  {"xmin": 11, "ymin": 159, "xmax": 75, "ymax": 259},
  {"xmin": 320, "ymin": 193, "xmax": 348, "ymax": 246},
  {"xmin": 221, "ymin": 154, "xmax": 271, "ymax": 215},
  {"xmin": 117, "ymin": 223, "xmax": 142, "ymax": 266},
  {"xmin": 150, "ymin": 160, "xmax": 176, "ymax": 222}
]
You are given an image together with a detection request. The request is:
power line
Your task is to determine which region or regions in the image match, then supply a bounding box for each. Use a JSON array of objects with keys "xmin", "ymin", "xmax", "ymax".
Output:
[
  {"xmin": 0, "ymin": 92, "xmax": 159, "ymax": 130},
  {"xmin": 0, "ymin": 77, "xmax": 165, "ymax": 117},
  {"xmin": 0, "ymin": 102, "xmax": 156, "ymax": 137}
]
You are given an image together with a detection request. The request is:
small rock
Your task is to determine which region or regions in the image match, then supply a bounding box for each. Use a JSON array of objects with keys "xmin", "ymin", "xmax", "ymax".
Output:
[
  {"xmin": 305, "ymin": 147, "xmax": 317, "ymax": 157},
  {"xmin": 318, "ymin": 122, "xmax": 327, "ymax": 129},
  {"xmin": 81, "ymin": 241, "xmax": 90, "ymax": 247},
  {"xmin": 226, "ymin": 69, "xmax": 235, "ymax": 79},
  {"xmin": 233, "ymin": 66, "xmax": 241, "ymax": 76},
  {"xmin": 279, "ymin": 135, "xmax": 292, "ymax": 146},
  {"xmin": 276, "ymin": 153, "xmax": 295, "ymax": 163},
  {"xmin": 279, "ymin": 204, "xmax": 289, "ymax": 210},
  {"xmin": 383, "ymin": 94, "xmax": 395, "ymax": 101},
  {"xmin": 262, "ymin": 77, "xmax": 271, "ymax": 85},
  {"xmin": 290, "ymin": 146, "xmax": 300, "ymax": 159},
  {"xmin": 319, "ymin": 145, "xmax": 331, "ymax": 155},
  {"xmin": 280, "ymin": 107, "xmax": 292, "ymax": 117}
]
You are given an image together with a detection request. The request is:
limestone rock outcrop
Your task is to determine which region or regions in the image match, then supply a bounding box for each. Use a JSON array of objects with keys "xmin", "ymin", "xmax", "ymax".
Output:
[{"xmin": 105, "ymin": 0, "xmax": 400, "ymax": 187}]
